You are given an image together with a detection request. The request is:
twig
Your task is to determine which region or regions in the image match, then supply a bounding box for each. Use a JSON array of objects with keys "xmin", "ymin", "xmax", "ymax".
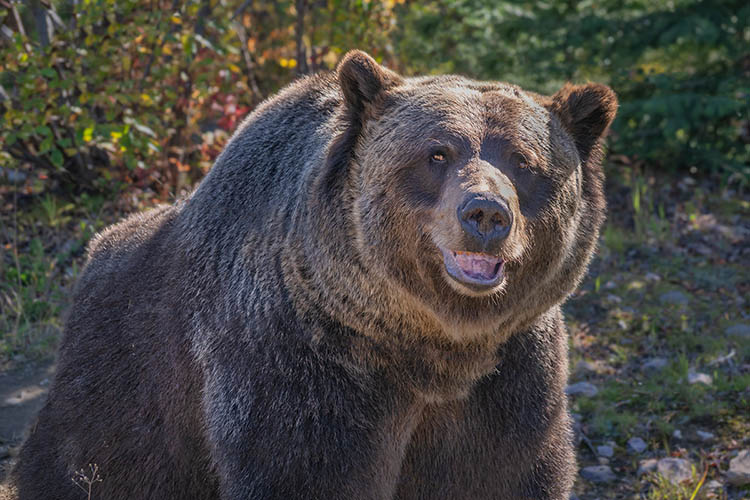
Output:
[
  {"xmin": 230, "ymin": 18, "xmax": 262, "ymax": 100},
  {"xmin": 707, "ymin": 349, "xmax": 735, "ymax": 367},
  {"xmin": 231, "ymin": 0, "xmax": 253, "ymax": 21},
  {"xmin": 12, "ymin": 166, "xmax": 22, "ymax": 339},
  {"xmin": 294, "ymin": 0, "xmax": 308, "ymax": 75},
  {"xmin": 28, "ymin": 0, "xmax": 52, "ymax": 47},
  {"xmin": 688, "ymin": 464, "xmax": 708, "ymax": 500}
]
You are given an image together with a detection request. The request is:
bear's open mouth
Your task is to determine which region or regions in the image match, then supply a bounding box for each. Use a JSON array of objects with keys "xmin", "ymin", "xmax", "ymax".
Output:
[{"xmin": 440, "ymin": 248, "xmax": 505, "ymax": 290}]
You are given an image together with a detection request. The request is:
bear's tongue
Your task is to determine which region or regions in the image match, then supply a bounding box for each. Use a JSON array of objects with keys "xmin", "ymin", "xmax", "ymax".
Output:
[{"xmin": 453, "ymin": 251, "xmax": 502, "ymax": 280}]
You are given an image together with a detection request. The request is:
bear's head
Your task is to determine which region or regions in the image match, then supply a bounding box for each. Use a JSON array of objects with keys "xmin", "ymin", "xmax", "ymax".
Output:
[{"xmin": 317, "ymin": 51, "xmax": 617, "ymax": 340}]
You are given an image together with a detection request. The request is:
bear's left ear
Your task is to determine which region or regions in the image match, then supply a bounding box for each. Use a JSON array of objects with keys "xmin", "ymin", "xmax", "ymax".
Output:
[
  {"xmin": 548, "ymin": 83, "xmax": 618, "ymax": 161},
  {"xmin": 337, "ymin": 50, "xmax": 403, "ymax": 116}
]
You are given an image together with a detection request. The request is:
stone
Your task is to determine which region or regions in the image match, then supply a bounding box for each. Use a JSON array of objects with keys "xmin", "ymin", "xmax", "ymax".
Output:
[
  {"xmin": 571, "ymin": 413, "xmax": 583, "ymax": 445},
  {"xmin": 659, "ymin": 290, "xmax": 689, "ymax": 306},
  {"xmin": 575, "ymin": 360, "xmax": 597, "ymax": 374},
  {"xmin": 627, "ymin": 437, "xmax": 647, "ymax": 454},
  {"xmin": 644, "ymin": 272, "xmax": 661, "ymax": 282},
  {"xmin": 566, "ymin": 382, "xmax": 598, "ymax": 398},
  {"xmin": 705, "ymin": 479, "xmax": 722, "ymax": 490},
  {"xmin": 657, "ymin": 458, "xmax": 693, "ymax": 485},
  {"xmin": 597, "ymin": 445, "xmax": 614, "ymax": 458},
  {"xmin": 637, "ymin": 458, "xmax": 658, "ymax": 476},
  {"xmin": 688, "ymin": 372, "xmax": 712, "ymax": 385},
  {"xmin": 672, "ymin": 429, "xmax": 683, "ymax": 440},
  {"xmin": 580, "ymin": 465, "xmax": 616, "ymax": 483},
  {"xmin": 605, "ymin": 293, "xmax": 622, "ymax": 303},
  {"xmin": 695, "ymin": 430, "xmax": 714, "ymax": 441},
  {"xmin": 725, "ymin": 324, "xmax": 750, "ymax": 338},
  {"xmin": 642, "ymin": 357, "xmax": 668, "ymax": 372},
  {"xmin": 726, "ymin": 449, "xmax": 750, "ymax": 486}
]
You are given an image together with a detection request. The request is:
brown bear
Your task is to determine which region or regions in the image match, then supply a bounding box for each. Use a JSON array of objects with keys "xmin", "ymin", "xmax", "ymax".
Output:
[{"xmin": 12, "ymin": 50, "xmax": 616, "ymax": 499}]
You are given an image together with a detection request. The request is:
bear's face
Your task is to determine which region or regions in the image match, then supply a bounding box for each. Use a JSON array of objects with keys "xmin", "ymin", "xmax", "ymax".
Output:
[{"xmin": 333, "ymin": 52, "xmax": 616, "ymax": 337}]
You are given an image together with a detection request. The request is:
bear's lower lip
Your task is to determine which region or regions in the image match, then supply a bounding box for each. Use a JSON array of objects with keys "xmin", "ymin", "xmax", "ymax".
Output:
[{"xmin": 440, "ymin": 248, "xmax": 505, "ymax": 291}]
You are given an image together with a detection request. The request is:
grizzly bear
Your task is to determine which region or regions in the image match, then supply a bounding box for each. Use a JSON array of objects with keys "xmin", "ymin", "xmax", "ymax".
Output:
[{"xmin": 12, "ymin": 50, "xmax": 616, "ymax": 499}]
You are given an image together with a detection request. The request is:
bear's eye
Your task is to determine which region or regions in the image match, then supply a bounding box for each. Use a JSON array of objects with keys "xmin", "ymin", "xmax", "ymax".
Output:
[
  {"xmin": 430, "ymin": 151, "xmax": 447, "ymax": 163},
  {"xmin": 512, "ymin": 152, "xmax": 530, "ymax": 169}
]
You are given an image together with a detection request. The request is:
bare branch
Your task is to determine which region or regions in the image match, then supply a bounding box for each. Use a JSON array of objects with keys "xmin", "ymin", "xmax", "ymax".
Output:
[
  {"xmin": 231, "ymin": 0, "xmax": 253, "ymax": 21},
  {"xmin": 295, "ymin": 0, "xmax": 309, "ymax": 75},
  {"xmin": 230, "ymin": 18, "xmax": 262, "ymax": 100}
]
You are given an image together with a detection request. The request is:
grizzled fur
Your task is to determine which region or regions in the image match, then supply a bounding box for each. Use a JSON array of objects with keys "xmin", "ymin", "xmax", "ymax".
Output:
[{"xmin": 13, "ymin": 51, "xmax": 616, "ymax": 499}]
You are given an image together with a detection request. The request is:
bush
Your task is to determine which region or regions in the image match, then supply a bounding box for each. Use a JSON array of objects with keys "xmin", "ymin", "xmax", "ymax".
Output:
[{"xmin": 0, "ymin": 0, "xmax": 402, "ymax": 199}]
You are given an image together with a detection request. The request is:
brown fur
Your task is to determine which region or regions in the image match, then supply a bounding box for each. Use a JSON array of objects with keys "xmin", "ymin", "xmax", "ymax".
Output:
[{"xmin": 12, "ymin": 51, "xmax": 616, "ymax": 499}]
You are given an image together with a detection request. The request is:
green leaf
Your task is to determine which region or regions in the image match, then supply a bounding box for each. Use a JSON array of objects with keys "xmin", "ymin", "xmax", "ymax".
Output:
[{"xmin": 50, "ymin": 149, "xmax": 64, "ymax": 169}]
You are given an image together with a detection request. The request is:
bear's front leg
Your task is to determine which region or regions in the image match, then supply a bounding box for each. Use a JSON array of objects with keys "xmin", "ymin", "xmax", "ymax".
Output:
[
  {"xmin": 395, "ymin": 310, "xmax": 575, "ymax": 500},
  {"xmin": 201, "ymin": 335, "xmax": 420, "ymax": 500}
]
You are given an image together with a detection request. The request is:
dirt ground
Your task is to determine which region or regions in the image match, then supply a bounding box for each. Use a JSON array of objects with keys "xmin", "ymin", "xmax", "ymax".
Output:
[{"xmin": 0, "ymin": 361, "xmax": 55, "ymax": 482}]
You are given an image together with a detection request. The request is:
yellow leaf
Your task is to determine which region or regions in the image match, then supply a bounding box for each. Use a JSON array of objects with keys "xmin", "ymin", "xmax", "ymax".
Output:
[
  {"xmin": 171, "ymin": 15, "xmax": 182, "ymax": 24},
  {"xmin": 19, "ymin": 53, "xmax": 28, "ymax": 63},
  {"xmin": 162, "ymin": 45, "xmax": 173, "ymax": 55},
  {"xmin": 228, "ymin": 63, "xmax": 241, "ymax": 73},
  {"xmin": 110, "ymin": 131, "xmax": 123, "ymax": 141},
  {"xmin": 140, "ymin": 94, "xmax": 152, "ymax": 104},
  {"xmin": 83, "ymin": 127, "xmax": 94, "ymax": 142},
  {"xmin": 288, "ymin": 58, "xmax": 297, "ymax": 69}
]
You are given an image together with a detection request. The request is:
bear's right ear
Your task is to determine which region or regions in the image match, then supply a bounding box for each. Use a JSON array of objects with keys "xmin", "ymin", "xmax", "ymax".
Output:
[{"xmin": 337, "ymin": 50, "xmax": 402, "ymax": 116}]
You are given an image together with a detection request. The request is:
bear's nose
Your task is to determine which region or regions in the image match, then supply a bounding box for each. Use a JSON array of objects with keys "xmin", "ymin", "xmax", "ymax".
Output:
[{"xmin": 458, "ymin": 194, "xmax": 513, "ymax": 247}]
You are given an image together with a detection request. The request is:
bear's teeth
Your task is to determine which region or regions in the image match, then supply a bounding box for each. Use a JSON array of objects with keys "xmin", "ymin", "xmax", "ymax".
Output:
[{"xmin": 452, "ymin": 251, "xmax": 501, "ymax": 280}]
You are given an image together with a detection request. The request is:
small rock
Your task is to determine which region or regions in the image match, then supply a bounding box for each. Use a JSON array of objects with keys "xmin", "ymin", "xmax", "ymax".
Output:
[
  {"xmin": 672, "ymin": 429, "xmax": 683, "ymax": 440},
  {"xmin": 605, "ymin": 293, "xmax": 622, "ymax": 303},
  {"xmin": 642, "ymin": 357, "xmax": 668, "ymax": 372},
  {"xmin": 0, "ymin": 445, "xmax": 9, "ymax": 459},
  {"xmin": 580, "ymin": 465, "xmax": 616, "ymax": 483},
  {"xmin": 597, "ymin": 457, "xmax": 610, "ymax": 465},
  {"xmin": 575, "ymin": 360, "xmax": 597, "ymax": 374},
  {"xmin": 597, "ymin": 445, "xmax": 614, "ymax": 458},
  {"xmin": 2, "ymin": 168, "xmax": 27, "ymax": 184},
  {"xmin": 571, "ymin": 413, "xmax": 583, "ymax": 445},
  {"xmin": 725, "ymin": 324, "xmax": 750, "ymax": 338},
  {"xmin": 727, "ymin": 449, "xmax": 750, "ymax": 486},
  {"xmin": 627, "ymin": 437, "xmax": 648, "ymax": 454},
  {"xmin": 657, "ymin": 458, "xmax": 693, "ymax": 485},
  {"xmin": 682, "ymin": 176, "xmax": 697, "ymax": 186},
  {"xmin": 566, "ymin": 382, "xmax": 599, "ymax": 398},
  {"xmin": 12, "ymin": 353, "xmax": 26, "ymax": 363},
  {"xmin": 638, "ymin": 458, "xmax": 658, "ymax": 476},
  {"xmin": 696, "ymin": 430, "xmax": 714, "ymax": 441},
  {"xmin": 659, "ymin": 290, "xmax": 689, "ymax": 306},
  {"xmin": 688, "ymin": 372, "xmax": 712, "ymax": 385},
  {"xmin": 644, "ymin": 272, "xmax": 661, "ymax": 282},
  {"xmin": 604, "ymin": 280, "xmax": 617, "ymax": 290},
  {"xmin": 705, "ymin": 479, "xmax": 722, "ymax": 490}
]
